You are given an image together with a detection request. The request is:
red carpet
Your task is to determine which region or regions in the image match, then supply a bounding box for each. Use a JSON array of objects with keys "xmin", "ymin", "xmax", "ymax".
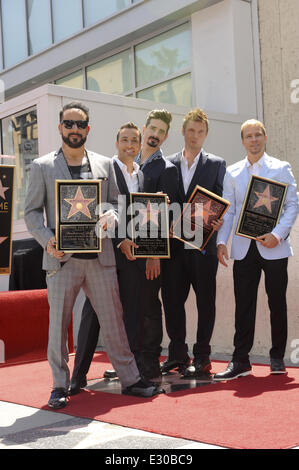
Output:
[{"xmin": 0, "ymin": 352, "xmax": 299, "ymax": 449}]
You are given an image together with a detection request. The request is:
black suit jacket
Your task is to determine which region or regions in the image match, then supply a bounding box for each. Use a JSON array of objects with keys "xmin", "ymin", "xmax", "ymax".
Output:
[
  {"xmin": 140, "ymin": 151, "xmax": 179, "ymax": 203},
  {"xmin": 167, "ymin": 150, "xmax": 226, "ymax": 255},
  {"xmin": 112, "ymin": 159, "xmax": 145, "ymax": 271}
]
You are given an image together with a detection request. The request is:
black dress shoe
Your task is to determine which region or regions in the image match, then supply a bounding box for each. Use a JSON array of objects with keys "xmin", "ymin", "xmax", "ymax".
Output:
[
  {"xmin": 160, "ymin": 358, "xmax": 190, "ymax": 374},
  {"xmin": 270, "ymin": 358, "xmax": 286, "ymax": 374},
  {"xmin": 213, "ymin": 361, "xmax": 252, "ymax": 381},
  {"xmin": 182, "ymin": 358, "xmax": 212, "ymax": 377},
  {"xmin": 68, "ymin": 376, "xmax": 87, "ymax": 396},
  {"xmin": 103, "ymin": 369, "xmax": 118, "ymax": 379}
]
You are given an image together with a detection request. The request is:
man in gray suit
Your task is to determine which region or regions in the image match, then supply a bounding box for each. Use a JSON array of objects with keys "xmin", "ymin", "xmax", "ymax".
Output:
[{"xmin": 24, "ymin": 102, "xmax": 159, "ymax": 408}]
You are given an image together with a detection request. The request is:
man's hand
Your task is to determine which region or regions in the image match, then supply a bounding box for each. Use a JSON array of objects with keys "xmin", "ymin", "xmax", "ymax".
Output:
[
  {"xmin": 119, "ymin": 238, "xmax": 138, "ymax": 261},
  {"xmin": 46, "ymin": 236, "xmax": 65, "ymax": 259},
  {"xmin": 211, "ymin": 218, "xmax": 224, "ymax": 231},
  {"xmin": 99, "ymin": 210, "xmax": 117, "ymax": 231},
  {"xmin": 146, "ymin": 258, "xmax": 160, "ymax": 280},
  {"xmin": 217, "ymin": 244, "xmax": 229, "ymax": 267},
  {"xmin": 256, "ymin": 233, "xmax": 279, "ymax": 248}
]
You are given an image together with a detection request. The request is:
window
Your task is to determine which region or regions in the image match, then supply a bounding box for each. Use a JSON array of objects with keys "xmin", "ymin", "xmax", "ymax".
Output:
[
  {"xmin": 83, "ymin": 0, "xmax": 132, "ymax": 27},
  {"xmin": 135, "ymin": 23, "xmax": 191, "ymax": 88},
  {"xmin": 1, "ymin": 107, "xmax": 38, "ymax": 220},
  {"xmin": 56, "ymin": 70, "xmax": 84, "ymax": 90},
  {"xmin": 52, "ymin": 0, "xmax": 83, "ymax": 43},
  {"xmin": 1, "ymin": 0, "xmax": 27, "ymax": 68},
  {"xmin": 86, "ymin": 50, "xmax": 133, "ymax": 94},
  {"xmin": 137, "ymin": 74, "xmax": 192, "ymax": 107},
  {"xmin": 27, "ymin": 0, "xmax": 52, "ymax": 55}
]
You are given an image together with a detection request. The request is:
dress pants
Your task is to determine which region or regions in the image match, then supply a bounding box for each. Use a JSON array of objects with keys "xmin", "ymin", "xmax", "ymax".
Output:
[
  {"xmin": 232, "ymin": 240, "xmax": 288, "ymax": 363},
  {"xmin": 161, "ymin": 248, "xmax": 218, "ymax": 361},
  {"xmin": 46, "ymin": 257, "xmax": 140, "ymax": 389},
  {"xmin": 71, "ymin": 259, "xmax": 162, "ymax": 383}
]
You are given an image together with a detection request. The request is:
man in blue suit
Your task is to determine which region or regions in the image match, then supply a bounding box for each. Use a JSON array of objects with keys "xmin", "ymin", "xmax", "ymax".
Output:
[{"xmin": 214, "ymin": 119, "xmax": 299, "ymax": 380}]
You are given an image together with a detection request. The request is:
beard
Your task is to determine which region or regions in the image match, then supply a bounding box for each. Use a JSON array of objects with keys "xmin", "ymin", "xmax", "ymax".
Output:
[
  {"xmin": 62, "ymin": 133, "xmax": 87, "ymax": 149},
  {"xmin": 147, "ymin": 136, "xmax": 160, "ymax": 148}
]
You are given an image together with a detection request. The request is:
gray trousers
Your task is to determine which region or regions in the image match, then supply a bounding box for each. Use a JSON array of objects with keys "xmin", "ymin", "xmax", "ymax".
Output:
[{"xmin": 46, "ymin": 257, "xmax": 140, "ymax": 389}]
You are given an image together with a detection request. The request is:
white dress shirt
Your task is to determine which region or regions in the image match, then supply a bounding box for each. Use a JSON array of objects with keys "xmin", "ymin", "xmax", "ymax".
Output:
[
  {"xmin": 180, "ymin": 150, "xmax": 201, "ymax": 194},
  {"xmin": 112, "ymin": 155, "xmax": 140, "ymax": 193}
]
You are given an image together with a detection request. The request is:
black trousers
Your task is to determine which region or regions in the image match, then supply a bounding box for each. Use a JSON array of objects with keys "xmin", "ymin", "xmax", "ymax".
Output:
[
  {"xmin": 232, "ymin": 240, "xmax": 288, "ymax": 363},
  {"xmin": 71, "ymin": 262, "xmax": 162, "ymax": 383},
  {"xmin": 161, "ymin": 249, "xmax": 218, "ymax": 361}
]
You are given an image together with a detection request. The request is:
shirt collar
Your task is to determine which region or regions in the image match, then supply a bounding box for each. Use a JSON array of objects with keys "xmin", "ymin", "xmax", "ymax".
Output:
[
  {"xmin": 245, "ymin": 153, "xmax": 266, "ymax": 168},
  {"xmin": 113, "ymin": 155, "xmax": 139, "ymax": 174},
  {"xmin": 135, "ymin": 148, "xmax": 163, "ymax": 167},
  {"xmin": 181, "ymin": 149, "xmax": 202, "ymax": 167}
]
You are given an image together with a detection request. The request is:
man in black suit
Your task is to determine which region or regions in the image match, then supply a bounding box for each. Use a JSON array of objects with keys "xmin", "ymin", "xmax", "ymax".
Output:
[
  {"xmin": 161, "ymin": 107, "xmax": 226, "ymax": 377},
  {"xmin": 69, "ymin": 122, "xmax": 148, "ymax": 393},
  {"xmin": 134, "ymin": 109, "xmax": 179, "ymax": 379}
]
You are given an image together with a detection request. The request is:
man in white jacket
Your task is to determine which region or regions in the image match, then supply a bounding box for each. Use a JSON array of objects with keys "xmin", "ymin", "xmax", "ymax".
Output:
[{"xmin": 214, "ymin": 119, "xmax": 299, "ymax": 380}]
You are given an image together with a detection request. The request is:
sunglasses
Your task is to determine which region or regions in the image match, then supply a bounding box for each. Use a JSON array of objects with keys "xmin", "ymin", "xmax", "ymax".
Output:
[{"xmin": 61, "ymin": 120, "xmax": 89, "ymax": 129}]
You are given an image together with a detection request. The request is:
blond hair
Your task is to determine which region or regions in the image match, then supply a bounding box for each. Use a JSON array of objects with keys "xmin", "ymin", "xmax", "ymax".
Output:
[
  {"xmin": 183, "ymin": 107, "xmax": 209, "ymax": 132},
  {"xmin": 241, "ymin": 119, "xmax": 266, "ymax": 139}
]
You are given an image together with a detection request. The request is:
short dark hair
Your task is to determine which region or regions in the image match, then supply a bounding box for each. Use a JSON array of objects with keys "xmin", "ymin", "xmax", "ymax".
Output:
[
  {"xmin": 145, "ymin": 109, "xmax": 172, "ymax": 133},
  {"xmin": 117, "ymin": 122, "xmax": 142, "ymax": 143},
  {"xmin": 59, "ymin": 101, "xmax": 90, "ymax": 123}
]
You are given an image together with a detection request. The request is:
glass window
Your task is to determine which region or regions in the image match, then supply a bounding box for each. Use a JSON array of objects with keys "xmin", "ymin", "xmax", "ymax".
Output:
[
  {"xmin": 1, "ymin": 0, "xmax": 28, "ymax": 68},
  {"xmin": 83, "ymin": 0, "xmax": 132, "ymax": 27},
  {"xmin": 1, "ymin": 107, "xmax": 38, "ymax": 220},
  {"xmin": 137, "ymin": 74, "xmax": 192, "ymax": 107},
  {"xmin": 55, "ymin": 70, "xmax": 84, "ymax": 90},
  {"xmin": 27, "ymin": 0, "xmax": 52, "ymax": 55},
  {"xmin": 135, "ymin": 23, "xmax": 191, "ymax": 88},
  {"xmin": 52, "ymin": 0, "xmax": 82, "ymax": 43},
  {"xmin": 86, "ymin": 50, "xmax": 132, "ymax": 94}
]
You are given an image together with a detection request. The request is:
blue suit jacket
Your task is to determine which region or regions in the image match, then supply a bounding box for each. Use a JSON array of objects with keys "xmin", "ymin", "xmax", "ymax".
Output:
[{"xmin": 217, "ymin": 153, "xmax": 299, "ymax": 260}]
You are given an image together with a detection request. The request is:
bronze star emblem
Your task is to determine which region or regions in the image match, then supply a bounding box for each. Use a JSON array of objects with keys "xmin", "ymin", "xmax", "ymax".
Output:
[
  {"xmin": 139, "ymin": 201, "xmax": 160, "ymax": 226},
  {"xmin": 0, "ymin": 179, "xmax": 9, "ymax": 200},
  {"xmin": 65, "ymin": 186, "xmax": 95, "ymax": 219},
  {"xmin": 253, "ymin": 185, "xmax": 278, "ymax": 213}
]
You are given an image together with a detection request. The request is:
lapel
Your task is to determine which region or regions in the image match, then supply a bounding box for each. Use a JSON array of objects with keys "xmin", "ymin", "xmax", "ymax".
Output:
[
  {"xmin": 185, "ymin": 150, "xmax": 208, "ymax": 201},
  {"xmin": 137, "ymin": 171, "xmax": 144, "ymax": 192},
  {"xmin": 113, "ymin": 160, "xmax": 129, "ymax": 195},
  {"xmin": 54, "ymin": 148, "xmax": 72, "ymax": 179},
  {"xmin": 172, "ymin": 152, "xmax": 185, "ymax": 202}
]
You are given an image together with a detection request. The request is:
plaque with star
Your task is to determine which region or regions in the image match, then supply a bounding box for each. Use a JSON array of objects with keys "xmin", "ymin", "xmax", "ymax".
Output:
[
  {"xmin": 172, "ymin": 185, "xmax": 230, "ymax": 251},
  {"xmin": 55, "ymin": 180, "xmax": 102, "ymax": 252},
  {"xmin": 129, "ymin": 192, "xmax": 170, "ymax": 258},
  {"xmin": 0, "ymin": 164, "xmax": 15, "ymax": 275},
  {"xmin": 236, "ymin": 175, "xmax": 288, "ymax": 239}
]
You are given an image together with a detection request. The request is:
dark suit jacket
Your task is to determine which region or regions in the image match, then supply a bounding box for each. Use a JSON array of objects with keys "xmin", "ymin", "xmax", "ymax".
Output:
[
  {"xmin": 112, "ymin": 159, "xmax": 145, "ymax": 271},
  {"xmin": 168, "ymin": 150, "xmax": 226, "ymax": 255},
  {"xmin": 141, "ymin": 151, "xmax": 179, "ymax": 203}
]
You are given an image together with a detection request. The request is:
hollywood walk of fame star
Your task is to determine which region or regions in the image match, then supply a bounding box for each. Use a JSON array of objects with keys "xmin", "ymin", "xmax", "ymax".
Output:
[
  {"xmin": 0, "ymin": 237, "xmax": 8, "ymax": 245},
  {"xmin": 0, "ymin": 179, "xmax": 9, "ymax": 200},
  {"xmin": 192, "ymin": 199, "xmax": 218, "ymax": 225},
  {"xmin": 65, "ymin": 186, "xmax": 95, "ymax": 219},
  {"xmin": 139, "ymin": 200, "xmax": 160, "ymax": 226},
  {"xmin": 253, "ymin": 185, "xmax": 278, "ymax": 213}
]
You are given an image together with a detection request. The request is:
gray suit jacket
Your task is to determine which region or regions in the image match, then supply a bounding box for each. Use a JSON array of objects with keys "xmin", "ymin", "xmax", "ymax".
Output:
[{"xmin": 24, "ymin": 148, "xmax": 119, "ymax": 271}]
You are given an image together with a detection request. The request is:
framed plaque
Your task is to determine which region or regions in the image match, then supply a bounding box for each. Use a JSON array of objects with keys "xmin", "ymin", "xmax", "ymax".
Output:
[
  {"xmin": 55, "ymin": 180, "xmax": 102, "ymax": 253},
  {"xmin": 129, "ymin": 192, "xmax": 170, "ymax": 258},
  {"xmin": 236, "ymin": 175, "xmax": 288, "ymax": 239},
  {"xmin": 173, "ymin": 185, "xmax": 230, "ymax": 251},
  {"xmin": 0, "ymin": 165, "xmax": 15, "ymax": 275}
]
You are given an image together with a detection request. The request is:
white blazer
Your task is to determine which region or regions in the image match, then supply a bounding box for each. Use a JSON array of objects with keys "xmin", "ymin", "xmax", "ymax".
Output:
[{"xmin": 217, "ymin": 153, "xmax": 299, "ymax": 260}]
